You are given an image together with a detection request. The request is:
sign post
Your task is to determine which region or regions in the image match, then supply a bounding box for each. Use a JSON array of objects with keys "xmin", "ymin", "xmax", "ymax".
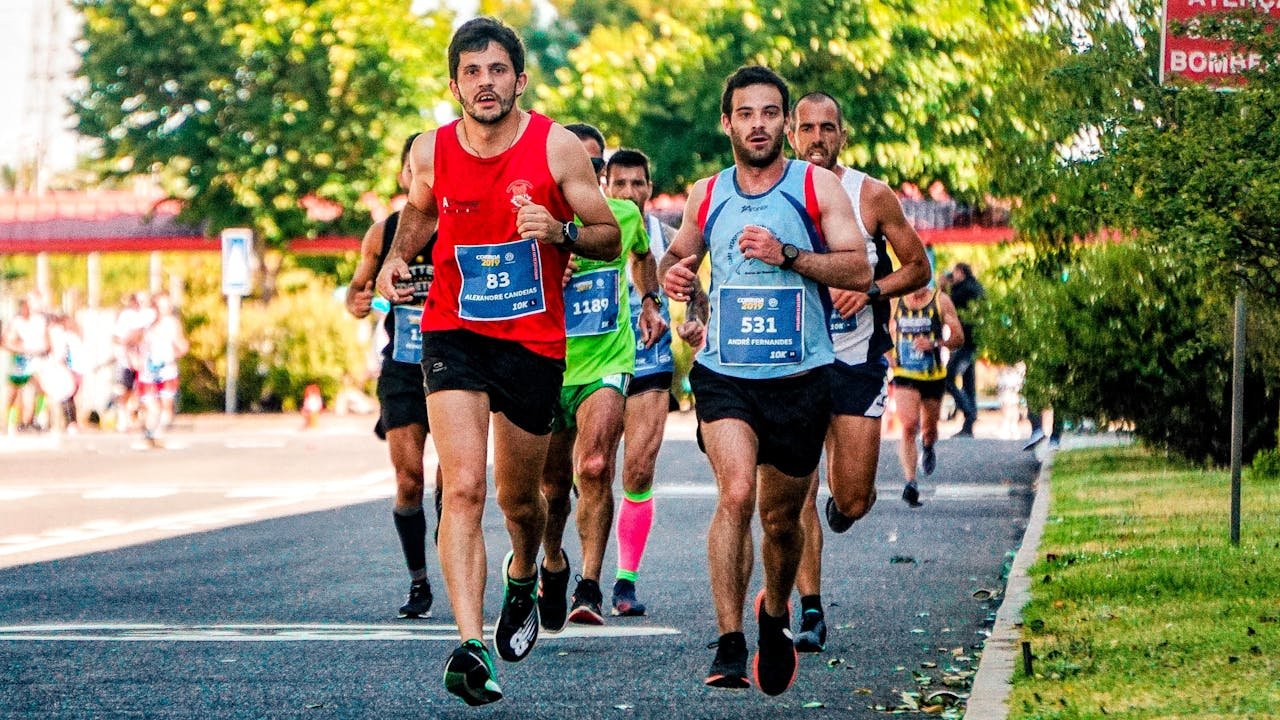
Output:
[
  {"xmin": 221, "ymin": 228, "xmax": 253, "ymax": 414},
  {"xmin": 1161, "ymin": 1, "xmax": 1279, "ymax": 545}
]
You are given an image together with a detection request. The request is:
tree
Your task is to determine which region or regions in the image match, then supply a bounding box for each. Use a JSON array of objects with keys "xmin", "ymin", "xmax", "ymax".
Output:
[
  {"xmin": 72, "ymin": 0, "xmax": 453, "ymax": 248},
  {"xmin": 980, "ymin": 1, "xmax": 1280, "ymax": 459},
  {"xmin": 530, "ymin": 0, "xmax": 1029, "ymax": 194}
]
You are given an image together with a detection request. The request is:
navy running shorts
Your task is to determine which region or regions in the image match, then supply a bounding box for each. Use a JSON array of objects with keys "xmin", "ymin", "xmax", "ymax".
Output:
[
  {"xmin": 627, "ymin": 371, "xmax": 673, "ymax": 398},
  {"xmin": 377, "ymin": 358, "xmax": 429, "ymax": 432},
  {"xmin": 830, "ymin": 358, "xmax": 889, "ymax": 418},
  {"xmin": 421, "ymin": 329, "xmax": 565, "ymax": 436},
  {"xmin": 891, "ymin": 376, "xmax": 946, "ymax": 401},
  {"xmin": 689, "ymin": 362, "xmax": 832, "ymax": 478}
]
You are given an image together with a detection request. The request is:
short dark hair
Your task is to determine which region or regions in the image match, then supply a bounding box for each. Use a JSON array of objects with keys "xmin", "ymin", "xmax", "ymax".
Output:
[
  {"xmin": 793, "ymin": 91, "xmax": 844, "ymax": 127},
  {"xmin": 563, "ymin": 123, "xmax": 606, "ymax": 155},
  {"xmin": 721, "ymin": 65, "xmax": 790, "ymax": 118},
  {"xmin": 606, "ymin": 148, "xmax": 651, "ymax": 183},
  {"xmin": 448, "ymin": 17, "xmax": 525, "ymax": 80},
  {"xmin": 399, "ymin": 132, "xmax": 421, "ymax": 167}
]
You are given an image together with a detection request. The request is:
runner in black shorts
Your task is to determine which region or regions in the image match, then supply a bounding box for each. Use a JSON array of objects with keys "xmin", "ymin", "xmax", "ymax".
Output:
[
  {"xmin": 374, "ymin": 18, "xmax": 622, "ymax": 706},
  {"xmin": 786, "ymin": 91, "xmax": 931, "ymax": 652},
  {"xmin": 660, "ymin": 66, "xmax": 871, "ymax": 696},
  {"xmin": 346, "ymin": 133, "xmax": 440, "ymax": 620},
  {"xmin": 890, "ymin": 284, "xmax": 965, "ymax": 507}
]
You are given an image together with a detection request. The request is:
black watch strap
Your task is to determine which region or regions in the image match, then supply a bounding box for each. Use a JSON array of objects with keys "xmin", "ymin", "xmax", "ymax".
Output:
[{"xmin": 642, "ymin": 290, "xmax": 661, "ymax": 305}]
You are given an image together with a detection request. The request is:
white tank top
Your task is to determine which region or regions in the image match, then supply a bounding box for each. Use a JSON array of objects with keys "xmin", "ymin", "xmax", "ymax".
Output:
[{"xmin": 830, "ymin": 169, "xmax": 881, "ymax": 365}]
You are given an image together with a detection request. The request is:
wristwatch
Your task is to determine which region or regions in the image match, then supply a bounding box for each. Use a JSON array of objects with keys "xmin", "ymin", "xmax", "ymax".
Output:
[
  {"xmin": 779, "ymin": 243, "xmax": 800, "ymax": 270},
  {"xmin": 642, "ymin": 290, "xmax": 661, "ymax": 306},
  {"xmin": 561, "ymin": 221, "xmax": 579, "ymax": 248},
  {"xmin": 866, "ymin": 281, "xmax": 882, "ymax": 300}
]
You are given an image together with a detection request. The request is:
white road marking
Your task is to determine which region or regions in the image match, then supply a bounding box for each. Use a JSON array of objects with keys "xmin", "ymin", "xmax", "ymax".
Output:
[
  {"xmin": 932, "ymin": 484, "xmax": 1015, "ymax": 499},
  {"xmin": 0, "ymin": 489, "xmax": 39, "ymax": 501},
  {"xmin": 83, "ymin": 487, "xmax": 180, "ymax": 500},
  {"xmin": 655, "ymin": 484, "xmax": 717, "ymax": 497},
  {"xmin": 0, "ymin": 623, "xmax": 682, "ymax": 642}
]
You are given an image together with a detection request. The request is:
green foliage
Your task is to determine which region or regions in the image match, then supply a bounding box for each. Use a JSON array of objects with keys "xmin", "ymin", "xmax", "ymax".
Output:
[
  {"xmin": 72, "ymin": 0, "xmax": 452, "ymax": 247},
  {"xmin": 531, "ymin": 0, "xmax": 1028, "ymax": 194},
  {"xmin": 980, "ymin": 240, "xmax": 1278, "ymax": 465},
  {"xmin": 177, "ymin": 256, "xmax": 368, "ymax": 412},
  {"xmin": 1251, "ymin": 448, "xmax": 1280, "ymax": 482}
]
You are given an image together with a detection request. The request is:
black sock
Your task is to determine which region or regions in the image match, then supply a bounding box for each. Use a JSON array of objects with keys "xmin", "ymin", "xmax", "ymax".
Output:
[
  {"xmin": 392, "ymin": 506, "xmax": 427, "ymax": 582},
  {"xmin": 800, "ymin": 594, "xmax": 823, "ymax": 616}
]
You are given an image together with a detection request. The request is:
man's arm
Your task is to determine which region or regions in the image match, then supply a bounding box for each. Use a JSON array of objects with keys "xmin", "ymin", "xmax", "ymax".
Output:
[
  {"xmin": 535, "ymin": 126, "xmax": 620, "ymax": 261},
  {"xmin": 630, "ymin": 249, "xmax": 668, "ymax": 347},
  {"xmin": 658, "ymin": 180, "xmax": 710, "ymax": 303},
  {"xmin": 829, "ymin": 178, "xmax": 930, "ymax": 319},
  {"xmin": 377, "ymin": 131, "xmax": 437, "ymax": 303},
  {"xmin": 937, "ymin": 292, "xmax": 966, "ymax": 351},
  {"xmin": 346, "ymin": 220, "xmax": 385, "ymax": 318},
  {"xmin": 736, "ymin": 167, "xmax": 870, "ymax": 291}
]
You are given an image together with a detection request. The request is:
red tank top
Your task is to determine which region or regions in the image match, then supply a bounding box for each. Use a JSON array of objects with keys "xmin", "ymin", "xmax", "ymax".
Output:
[{"xmin": 423, "ymin": 112, "xmax": 575, "ymax": 359}]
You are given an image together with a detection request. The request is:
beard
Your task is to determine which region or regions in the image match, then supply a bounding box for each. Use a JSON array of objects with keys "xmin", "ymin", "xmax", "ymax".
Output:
[
  {"xmin": 730, "ymin": 128, "xmax": 785, "ymax": 169},
  {"xmin": 462, "ymin": 89, "xmax": 517, "ymax": 125},
  {"xmin": 799, "ymin": 141, "xmax": 838, "ymax": 171}
]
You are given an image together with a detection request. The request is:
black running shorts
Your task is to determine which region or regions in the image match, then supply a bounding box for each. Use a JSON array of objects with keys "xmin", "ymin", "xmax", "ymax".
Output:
[
  {"xmin": 891, "ymin": 376, "xmax": 946, "ymax": 401},
  {"xmin": 830, "ymin": 358, "xmax": 889, "ymax": 418},
  {"xmin": 377, "ymin": 357, "xmax": 429, "ymax": 432},
  {"xmin": 421, "ymin": 329, "xmax": 565, "ymax": 436},
  {"xmin": 689, "ymin": 362, "xmax": 832, "ymax": 478},
  {"xmin": 627, "ymin": 371, "xmax": 673, "ymax": 398}
]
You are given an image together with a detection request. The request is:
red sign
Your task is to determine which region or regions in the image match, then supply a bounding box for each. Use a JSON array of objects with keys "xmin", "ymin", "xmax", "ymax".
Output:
[{"xmin": 1161, "ymin": 0, "xmax": 1280, "ymax": 86}]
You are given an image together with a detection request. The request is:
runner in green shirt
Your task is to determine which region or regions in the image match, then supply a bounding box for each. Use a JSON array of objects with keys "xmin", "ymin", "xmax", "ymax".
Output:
[{"xmin": 537, "ymin": 123, "xmax": 666, "ymax": 629}]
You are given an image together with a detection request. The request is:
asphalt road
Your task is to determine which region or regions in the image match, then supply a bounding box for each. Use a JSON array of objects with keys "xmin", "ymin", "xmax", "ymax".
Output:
[{"xmin": 0, "ymin": 413, "xmax": 1037, "ymax": 719}]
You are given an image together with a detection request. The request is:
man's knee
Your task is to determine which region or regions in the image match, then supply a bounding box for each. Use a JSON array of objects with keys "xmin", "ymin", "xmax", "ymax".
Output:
[
  {"xmin": 576, "ymin": 451, "xmax": 612, "ymax": 488},
  {"xmin": 758, "ymin": 502, "xmax": 802, "ymax": 543}
]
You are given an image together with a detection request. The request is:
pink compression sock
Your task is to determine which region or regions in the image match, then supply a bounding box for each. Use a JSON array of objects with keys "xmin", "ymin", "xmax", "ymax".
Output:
[{"xmin": 615, "ymin": 489, "xmax": 654, "ymax": 582}]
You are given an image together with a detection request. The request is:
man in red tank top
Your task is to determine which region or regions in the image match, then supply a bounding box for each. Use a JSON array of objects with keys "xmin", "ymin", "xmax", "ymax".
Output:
[{"xmin": 374, "ymin": 17, "xmax": 620, "ymax": 707}]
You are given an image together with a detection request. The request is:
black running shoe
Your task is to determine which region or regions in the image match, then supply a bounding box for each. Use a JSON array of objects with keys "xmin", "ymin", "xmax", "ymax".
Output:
[
  {"xmin": 704, "ymin": 632, "xmax": 750, "ymax": 689},
  {"xmin": 538, "ymin": 550, "xmax": 571, "ymax": 633},
  {"xmin": 443, "ymin": 639, "xmax": 503, "ymax": 706},
  {"xmin": 903, "ymin": 482, "xmax": 923, "ymax": 508},
  {"xmin": 398, "ymin": 580, "xmax": 433, "ymax": 619},
  {"xmin": 921, "ymin": 444, "xmax": 937, "ymax": 475},
  {"xmin": 825, "ymin": 496, "xmax": 856, "ymax": 534},
  {"xmin": 494, "ymin": 551, "xmax": 539, "ymax": 662},
  {"xmin": 610, "ymin": 578, "xmax": 647, "ymax": 617},
  {"xmin": 793, "ymin": 609, "xmax": 826, "ymax": 653},
  {"xmin": 568, "ymin": 576, "xmax": 605, "ymax": 625},
  {"xmin": 752, "ymin": 590, "xmax": 798, "ymax": 696}
]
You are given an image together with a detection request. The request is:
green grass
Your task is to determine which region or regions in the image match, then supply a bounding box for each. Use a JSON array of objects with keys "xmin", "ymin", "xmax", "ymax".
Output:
[{"xmin": 1007, "ymin": 446, "xmax": 1280, "ymax": 720}]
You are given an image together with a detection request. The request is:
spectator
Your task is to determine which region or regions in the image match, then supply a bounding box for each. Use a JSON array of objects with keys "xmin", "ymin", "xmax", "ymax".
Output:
[{"xmin": 945, "ymin": 263, "xmax": 983, "ymax": 436}]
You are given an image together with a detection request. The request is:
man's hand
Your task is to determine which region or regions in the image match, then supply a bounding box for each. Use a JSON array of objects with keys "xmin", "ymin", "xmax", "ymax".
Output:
[
  {"xmin": 513, "ymin": 195, "xmax": 562, "ymax": 245},
  {"xmin": 830, "ymin": 288, "xmax": 869, "ymax": 319},
  {"xmin": 348, "ymin": 281, "xmax": 375, "ymax": 318},
  {"xmin": 562, "ymin": 259, "xmax": 579, "ymax": 288},
  {"xmin": 676, "ymin": 319, "xmax": 706, "ymax": 350},
  {"xmin": 376, "ymin": 259, "xmax": 415, "ymax": 304},
  {"xmin": 738, "ymin": 224, "xmax": 785, "ymax": 266},
  {"xmin": 912, "ymin": 336, "xmax": 936, "ymax": 353},
  {"xmin": 637, "ymin": 299, "xmax": 668, "ymax": 348},
  {"xmin": 663, "ymin": 255, "xmax": 700, "ymax": 302}
]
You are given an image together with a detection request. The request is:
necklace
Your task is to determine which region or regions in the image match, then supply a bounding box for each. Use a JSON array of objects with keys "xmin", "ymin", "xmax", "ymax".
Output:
[{"xmin": 461, "ymin": 113, "xmax": 524, "ymax": 158}]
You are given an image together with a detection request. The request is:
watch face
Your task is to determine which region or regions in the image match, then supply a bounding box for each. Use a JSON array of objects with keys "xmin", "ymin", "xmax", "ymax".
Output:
[
  {"xmin": 563, "ymin": 222, "xmax": 580, "ymax": 244},
  {"xmin": 783, "ymin": 244, "xmax": 799, "ymax": 260}
]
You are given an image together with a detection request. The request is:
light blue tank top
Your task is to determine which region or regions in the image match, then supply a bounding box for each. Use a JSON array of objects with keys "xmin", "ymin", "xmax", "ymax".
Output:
[{"xmin": 696, "ymin": 160, "xmax": 834, "ymax": 380}]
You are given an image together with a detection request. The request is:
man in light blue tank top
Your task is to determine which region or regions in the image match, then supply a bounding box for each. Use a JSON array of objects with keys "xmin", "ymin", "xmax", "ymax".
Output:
[{"xmin": 658, "ymin": 65, "xmax": 872, "ymax": 697}]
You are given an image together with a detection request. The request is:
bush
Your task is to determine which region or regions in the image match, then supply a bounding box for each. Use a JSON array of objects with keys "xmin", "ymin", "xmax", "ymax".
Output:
[
  {"xmin": 979, "ymin": 240, "xmax": 1279, "ymax": 465},
  {"xmin": 179, "ymin": 258, "xmax": 369, "ymax": 412}
]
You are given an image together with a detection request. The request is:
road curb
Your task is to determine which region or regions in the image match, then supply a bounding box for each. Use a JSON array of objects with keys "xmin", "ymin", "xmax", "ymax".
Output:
[{"xmin": 964, "ymin": 444, "xmax": 1054, "ymax": 719}]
